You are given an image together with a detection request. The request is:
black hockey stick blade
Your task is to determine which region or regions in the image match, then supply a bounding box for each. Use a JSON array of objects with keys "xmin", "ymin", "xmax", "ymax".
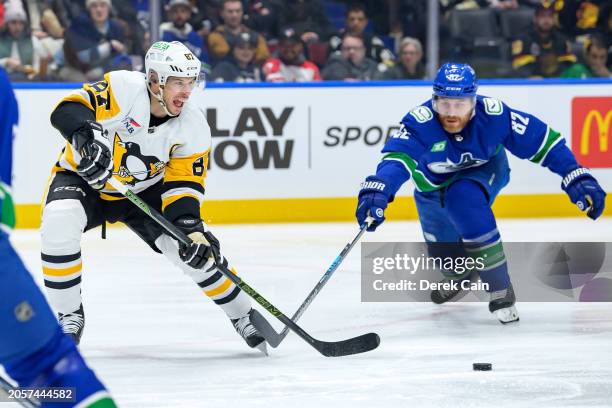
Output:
[
  {"xmin": 319, "ymin": 332, "xmax": 381, "ymax": 357},
  {"xmin": 250, "ymin": 309, "xmax": 380, "ymax": 356}
]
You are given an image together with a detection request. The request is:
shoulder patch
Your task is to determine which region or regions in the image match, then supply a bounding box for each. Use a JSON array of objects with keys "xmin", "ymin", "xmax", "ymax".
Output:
[
  {"xmin": 431, "ymin": 140, "xmax": 447, "ymax": 152},
  {"xmin": 483, "ymin": 98, "xmax": 503, "ymax": 116},
  {"xmin": 409, "ymin": 106, "xmax": 433, "ymax": 123}
]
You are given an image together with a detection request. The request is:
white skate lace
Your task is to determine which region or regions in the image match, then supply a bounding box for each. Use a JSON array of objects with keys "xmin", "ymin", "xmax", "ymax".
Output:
[
  {"xmin": 233, "ymin": 315, "xmax": 258, "ymax": 339},
  {"xmin": 60, "ymin": 312, "xmax": 84, "ymax": 335}
]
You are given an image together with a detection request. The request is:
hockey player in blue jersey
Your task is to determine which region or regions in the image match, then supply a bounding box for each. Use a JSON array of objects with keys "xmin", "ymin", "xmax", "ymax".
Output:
[
  {"xmin": 356, "ymin": 63, "xmax": 607, "ymax": 323},
  {"xmin": 0, "ymin": 67, "xmax": 118, "ymax": 407}
]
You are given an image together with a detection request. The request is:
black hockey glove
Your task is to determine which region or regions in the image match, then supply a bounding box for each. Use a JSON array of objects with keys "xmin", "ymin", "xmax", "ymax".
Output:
[
  {"xmin": 74, "ymin": 121, "xmax": 113, "ymax": 190},
  {"xmin": 175, "ymin": 216, "xmax": 221, "ymax": 269}
]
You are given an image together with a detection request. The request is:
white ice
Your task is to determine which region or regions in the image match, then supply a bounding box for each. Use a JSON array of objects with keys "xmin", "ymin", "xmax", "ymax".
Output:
[{"xmin": 5, "ymin": 218, "xmax": 612, "ymax": 408}]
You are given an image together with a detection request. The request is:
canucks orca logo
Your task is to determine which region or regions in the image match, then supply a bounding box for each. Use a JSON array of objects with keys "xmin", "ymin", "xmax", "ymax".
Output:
[
  {"xmin": 427, "ymin": 152, "xmax": 487, "ymax": 174},
  {"xmin": 112, "ymin": 133, "xmax": 165, "ymax": 186},
  {"xmin": 445, "ymin": 65, "xmax": 464, "ymax": 81}
]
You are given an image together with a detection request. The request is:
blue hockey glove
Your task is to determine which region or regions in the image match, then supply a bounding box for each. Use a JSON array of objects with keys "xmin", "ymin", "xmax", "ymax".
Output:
[
  {"xmin": 356, "ymin": 176, "xmax": 392, "ymax": 231},
  {"xmin": 562, "ymin": 167, "xmax": 606, "ymax": 220}
]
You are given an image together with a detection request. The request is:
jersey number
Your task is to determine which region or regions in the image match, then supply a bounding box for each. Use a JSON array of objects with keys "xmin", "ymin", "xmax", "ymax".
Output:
[
  {"xmin": 88, "ymin": 80, "xmax": 111, "ymax": 111},
  {"xmin": 391, "ymin": 125, "xmax": 410, "ymax": 140},
  {"xmin": 510, "ymin": 111, "xmax": 529, "ymax": 135},
  {"xmin": 192, "ymin": 157, "xmax": 205, "ymax": 176}
]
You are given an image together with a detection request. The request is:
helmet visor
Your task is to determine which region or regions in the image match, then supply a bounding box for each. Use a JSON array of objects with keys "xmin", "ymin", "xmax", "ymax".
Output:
[{"xmin": 432, "ymin": 96, "xmax": 475, "ymax": 116}]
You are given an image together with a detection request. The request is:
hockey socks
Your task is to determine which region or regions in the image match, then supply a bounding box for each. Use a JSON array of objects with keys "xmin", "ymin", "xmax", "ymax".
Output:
[{"xmin": 444, "ymin": 180, "xmax": 511, "ymax": 293}]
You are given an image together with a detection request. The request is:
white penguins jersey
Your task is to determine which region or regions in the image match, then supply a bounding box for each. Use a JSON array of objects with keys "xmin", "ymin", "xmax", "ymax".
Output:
[{"xmin": 53, "ymin": 70, "xmax": 211, "ymax": 216}]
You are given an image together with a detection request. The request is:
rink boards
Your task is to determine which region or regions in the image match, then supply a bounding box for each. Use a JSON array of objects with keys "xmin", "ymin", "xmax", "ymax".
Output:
[{"xmin": 11, "ymin": 79, "xmax": 612, "ymax": 226}]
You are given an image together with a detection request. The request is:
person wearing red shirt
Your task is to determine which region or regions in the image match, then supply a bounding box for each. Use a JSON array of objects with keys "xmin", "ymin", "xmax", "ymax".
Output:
[{"xmin": 263, "ymin": 27, "xmax": 321, "ymax": 82}]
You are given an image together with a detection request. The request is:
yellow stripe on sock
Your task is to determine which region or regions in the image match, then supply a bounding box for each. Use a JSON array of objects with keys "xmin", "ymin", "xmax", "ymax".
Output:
[
  {"xmin": 43, "ymin": 263, "xmax": 82, "ymax": 277},
  {"xmin": 204, "ymin": 278, "xmax": 233, "ymax": 298}
]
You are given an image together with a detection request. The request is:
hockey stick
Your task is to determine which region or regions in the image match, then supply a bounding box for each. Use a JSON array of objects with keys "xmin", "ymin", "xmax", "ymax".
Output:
[
  {"xmin": 0, "ymin": 375, "xmax": 39, "ymax": 408},
  {"xmin": 106, "ymin": 177, "xmax": 380, "ymax": 357},
  {"xmin": 251, "ymin": 218, "xmax": 372, "ymax": 348}
]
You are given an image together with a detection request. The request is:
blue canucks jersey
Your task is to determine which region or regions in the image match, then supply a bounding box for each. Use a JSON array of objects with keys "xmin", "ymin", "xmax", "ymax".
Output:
[
  {"xmin": 0, "ymin": 67, "xmax": 18, "ymax": 229},
  {"xmin": 375, "ymin": 95, "xmax": 578, "ymax": 196}
]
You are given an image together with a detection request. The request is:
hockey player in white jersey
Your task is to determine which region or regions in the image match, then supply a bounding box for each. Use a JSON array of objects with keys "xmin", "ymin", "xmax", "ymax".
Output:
[{"xmin": 41, "ymin": 41, "xmax": 266, "ymax": 352}]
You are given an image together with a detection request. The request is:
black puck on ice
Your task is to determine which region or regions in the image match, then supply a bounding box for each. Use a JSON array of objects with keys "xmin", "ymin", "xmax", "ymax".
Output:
[{"xmin": 473, "ymin": 363, "xmax": 492, "ymax": 371}]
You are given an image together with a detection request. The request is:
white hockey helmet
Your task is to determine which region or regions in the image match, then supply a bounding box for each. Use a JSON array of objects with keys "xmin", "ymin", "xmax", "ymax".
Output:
[{"xmin": 145, "ymin": 41, "xmax": 202, "ymax": 86}]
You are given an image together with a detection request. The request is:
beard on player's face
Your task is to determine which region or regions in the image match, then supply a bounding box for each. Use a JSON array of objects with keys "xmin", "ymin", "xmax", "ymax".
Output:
[{"xmin": 439, "ymin": 113, "xmax": 471, "ymax": 133}]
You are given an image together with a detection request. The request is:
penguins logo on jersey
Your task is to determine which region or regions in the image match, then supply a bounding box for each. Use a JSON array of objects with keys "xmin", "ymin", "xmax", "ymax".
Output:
[
  {"xmin": 427, "ymin": 152, "xmax": 487, "ymax": 174},
  {"xmin": 112, "ymin": 133, "xmax": 165, "ymax": 186}
]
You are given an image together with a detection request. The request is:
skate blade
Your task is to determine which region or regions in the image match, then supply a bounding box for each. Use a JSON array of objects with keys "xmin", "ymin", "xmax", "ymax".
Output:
[{"xmin": 255, "ymin": 341, "xmax": 269, "ymax": 356}]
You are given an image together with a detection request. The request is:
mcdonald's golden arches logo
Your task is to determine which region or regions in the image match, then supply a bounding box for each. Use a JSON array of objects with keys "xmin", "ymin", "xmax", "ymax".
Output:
[{"xmin": 571, "ymin": 97, "xmax": 611, "ymax": 168}]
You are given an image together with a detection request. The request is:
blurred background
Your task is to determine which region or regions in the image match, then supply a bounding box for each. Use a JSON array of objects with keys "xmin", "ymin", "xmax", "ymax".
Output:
[{"xmin": 0, "ymin": 0, "xmax": 610, "ymax": 83}]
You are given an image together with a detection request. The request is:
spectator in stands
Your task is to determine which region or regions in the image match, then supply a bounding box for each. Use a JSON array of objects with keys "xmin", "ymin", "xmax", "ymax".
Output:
[
  {"xmin": 14, "ymin": 0, "xmax": 66, "ymax": 52},
  {"xmin": 243, "ymin": 0, "xmax": 282, "ymax": 39},
  {"xmin": 322, "ymin": 32, "xmax": 380, "ymax": 80},
  {"xmin": 561, "ymin": 35, "xmax": 611, "ymax": 78},
  {"xmin": 209, "ymin": 31, "xmax": 261, "ymax": 82},
  {"xmin": 556, "ymin": 0, "xmax": 606, "ymax": 39},
  {"xmin": 380, "ymin": 36, "xmax": 425, "ymax": 80},
  {"xmin": 328, "ymin": 3, "xmax": 394, "ymax": 67},
  {"xmin": 47, "ymin": 0, "xmax": 87, "ymax": 32},
  {"xmin": 440, "ymin": 0, "xmax": 519, "ymax": 11},
  {"xmin": 160, "ymin": 0, "xmax": 207, "ymax": 64},
  {"xmin": 207, "ymin": 0, "xmax": 269, "ymax": 64},
  {"xmin": 262, "ymin": 27, "xmax": 321, "ymax": 82},
  {"xmin": 596, "ymin": 3, "xmax": 611, "ymax": 69},
  {"xmin": 187, "ymin": 0, "xmax": 219, "ymax": 40},
  {"xmin": 511, "ymin": 2, "xmax": 576, "ymax": 78},
  {"xmin": 0, "ymin": 2, "xmax": 48, "ymax": 80},
  {"xmin": 387, "ymin": 1, "xmax": 427, "ymax": 54},
  {"xmin": 278, "ymin": 0, "xmax": 334, "ymax": 43},
  {"xmin": 113, "ymin": 0, "xmax": 147, "ymax": 62},
  {"xmin": 60, "ymin": 0, "xmax": 129, "ymax": 82}
]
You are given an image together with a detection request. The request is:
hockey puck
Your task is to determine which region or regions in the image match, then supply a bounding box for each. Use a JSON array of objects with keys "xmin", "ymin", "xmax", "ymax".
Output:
[{"xmin": 473, "ymin": 363, "xmax": 492, "ymax": 371}]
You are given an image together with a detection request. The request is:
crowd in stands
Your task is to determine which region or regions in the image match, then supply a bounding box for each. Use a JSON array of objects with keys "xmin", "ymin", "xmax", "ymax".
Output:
[{"xmin": 0, "ymin": 0, "xmax": 609, "ymax": 82}]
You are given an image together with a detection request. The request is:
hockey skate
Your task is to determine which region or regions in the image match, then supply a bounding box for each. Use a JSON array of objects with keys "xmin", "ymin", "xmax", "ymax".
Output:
[
  {"xmin": 231, "ymin": 309, "xmax": 268, "ymax": 355},
  {"xmin": 58, "ymin": 304, "xmax": 85, "ymax": 345},
  {"xmin": 430, "ymin": 272, "xmax": 474, "ymax": 304},
  {"xmin": 489, "ymin": 284, "xmax": 519, "ymax": 324}
]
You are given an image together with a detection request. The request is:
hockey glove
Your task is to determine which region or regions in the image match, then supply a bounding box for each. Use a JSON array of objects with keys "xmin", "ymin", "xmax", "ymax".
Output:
[
  {"xmin": 562, "ymin": 167, "xmax": 607, "ymax": 220},
  {"xmin": 175, "ymin": 216, "xmax": 221, "ymax": 269},
  {"xmin": 74, "ymin": 121, "xmax": 113, "ymax": 190},
  {"xmin": 356, "ymin": 176, "xmax": 391, "ymax": 231}
]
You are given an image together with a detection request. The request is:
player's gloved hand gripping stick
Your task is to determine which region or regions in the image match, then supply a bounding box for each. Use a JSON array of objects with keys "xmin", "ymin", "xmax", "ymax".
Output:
[
  {"xmin": 561, "ymin": 167, "xmax": 607, "ymax": 220},
  {"xmin": 105, "ymin": 176, "xmax": 380, "ymax": 357},
  {"xmin": 251, "ymin": 217, "xmax": 373, "ymax": 348}
]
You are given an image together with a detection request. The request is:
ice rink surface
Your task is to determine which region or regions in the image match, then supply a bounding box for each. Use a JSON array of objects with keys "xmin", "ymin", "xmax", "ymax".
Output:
[{"xmin": 6, "ymin": 218, "xmax": 612, "ymax": 408}]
